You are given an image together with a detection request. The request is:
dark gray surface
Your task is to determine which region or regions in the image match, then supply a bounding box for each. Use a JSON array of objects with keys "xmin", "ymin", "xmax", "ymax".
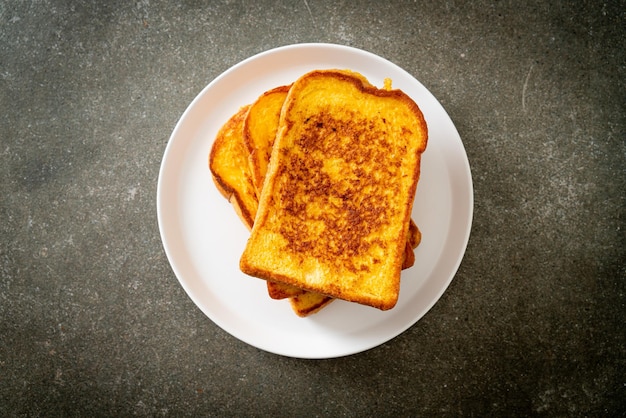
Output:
[{"xmin": 1, "ymin": 0, "xmax": 624, "ymax": 416}]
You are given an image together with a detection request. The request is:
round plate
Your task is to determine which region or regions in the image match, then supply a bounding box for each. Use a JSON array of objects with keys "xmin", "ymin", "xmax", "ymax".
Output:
[{"xmin": 157, "ymin": 43, "xmax": 473, "ymax": 359}]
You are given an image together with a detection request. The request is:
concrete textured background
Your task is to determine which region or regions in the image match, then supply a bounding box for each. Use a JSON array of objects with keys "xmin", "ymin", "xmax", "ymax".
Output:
[{"xmin": 1, "ymin": 0, "xmax": 624, "ymax": 416}]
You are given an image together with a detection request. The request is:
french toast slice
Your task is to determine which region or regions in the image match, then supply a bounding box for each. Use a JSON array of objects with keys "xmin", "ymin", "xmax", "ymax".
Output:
[
  {"xmin": 243, "ymin": 80, "xmax": 420, "ymax": 301},
  {"xmin": 240, "ymin": 70, "xmax": 428, "ymax": 310},
  {"xmin": 208, "ymin": 105, "xmax": 257, "ymax": 230},
  {"xmin": 243, "ymin": 85, "xmax": 291, "ymax": 198}
]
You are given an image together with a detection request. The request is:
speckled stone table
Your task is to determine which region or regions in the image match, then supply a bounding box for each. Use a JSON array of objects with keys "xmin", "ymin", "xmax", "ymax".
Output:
[{"xmin": 1, "ymin": 1, "xmax": 624, "ymax": 416}]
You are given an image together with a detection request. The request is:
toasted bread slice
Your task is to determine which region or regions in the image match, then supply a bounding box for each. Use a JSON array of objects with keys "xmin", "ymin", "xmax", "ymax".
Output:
[
  {"xmin": 243, "ymin": 85, "xmax": 291, "ymax": 197},
  {"xmin": 208, "ymin": 105, "xmax": 257, "ymax": 230},
  {"xmin": 240, "ymin": 70, "xmax": 428, "ymax": 310},
  {"xmin": 243, "ymin": 80, "xmax": 421, "ymax": 301}
]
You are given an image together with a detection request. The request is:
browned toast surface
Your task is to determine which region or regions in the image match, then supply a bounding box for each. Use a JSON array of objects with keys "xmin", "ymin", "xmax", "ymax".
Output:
[
  {"xmin": 242, "ymin": 80, "xmax": 421, "ymax": 301},
  {"xmin": 208, "ymin": 105, "xmax": 257, "ymax": 229},
  {"xmin": 243, "ymin": 85, "xmax": 291, "ymax": 196},
  {"xmin": 240, "ymin": 70, "xmax": 428, "ymax": 310}
]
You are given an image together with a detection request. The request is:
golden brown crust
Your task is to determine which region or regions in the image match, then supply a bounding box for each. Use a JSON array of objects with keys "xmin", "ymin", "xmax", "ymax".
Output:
[
  {"xmin": 401, "ymin": 241, "xmax": 415, "ymax": 270},
  {"xmin": 240, "ymin": 70, "xmax": 428, "ymax": 310},
  {"xmin": 266, "ymin": 281, "xmax": 306, "ymax": 299},
  {"xmin": 208, "ymin": 105, "xmax": 257, "ymax": 229},
  {"xmin": 243, "ymin": 85, "xmax": 291, "ymax": 196},
  {"xmin": 290, "ymin": 293, "xmax": 334, "ymax": 317},
  {"xmin": 408, "ymin": 219, "xmax": 421, "ymax": 249}
]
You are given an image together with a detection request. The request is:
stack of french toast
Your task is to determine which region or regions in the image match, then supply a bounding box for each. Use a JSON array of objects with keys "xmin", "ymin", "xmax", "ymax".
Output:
[{"xmin": 209, "ymin": 69, "xmax": 428, "ymax": 316}]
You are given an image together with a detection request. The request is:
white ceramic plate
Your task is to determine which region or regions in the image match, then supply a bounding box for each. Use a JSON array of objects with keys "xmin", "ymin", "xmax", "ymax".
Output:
[{"xmin": 157, "ymin": 43, "xmax": 473, "ymax": 359}]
